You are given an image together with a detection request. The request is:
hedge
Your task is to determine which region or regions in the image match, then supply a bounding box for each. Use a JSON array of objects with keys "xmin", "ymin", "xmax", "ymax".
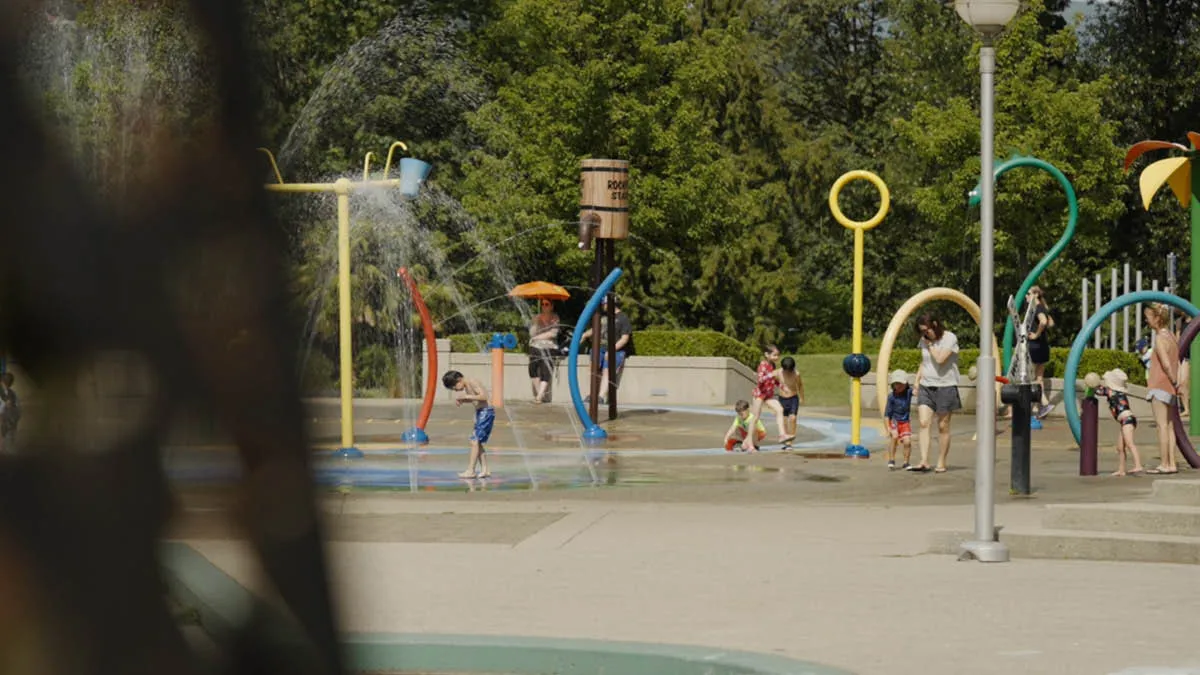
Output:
[
  {"xmin": 447, "ymin": 329, "xmax": 760, "ymax": 368},
  {"xmin": 634, "ymin": 330, "xmax": 759, "ymax": 368},
  {"xmin": 886, "ymin": 347, "xmax": 1146, "ymax": 386},
  {"xmin": 798, "ymin": 333, "xmax": 884, "ymax": 356},
  {"xmin": 448, "ymin": 333, "xmax": 527, "ymax": 354}
]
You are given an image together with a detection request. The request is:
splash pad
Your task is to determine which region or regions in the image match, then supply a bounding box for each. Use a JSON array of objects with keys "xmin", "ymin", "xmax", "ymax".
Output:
[{"xmin": 164, "ymin": 402, "xmax": 882, "ymax": 493}]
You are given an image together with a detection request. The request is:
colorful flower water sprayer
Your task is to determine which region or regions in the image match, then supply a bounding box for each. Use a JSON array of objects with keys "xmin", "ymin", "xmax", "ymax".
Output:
[{"xmin": 1124, "ymin": 131, "xmax": 1200, "ymax": 435}]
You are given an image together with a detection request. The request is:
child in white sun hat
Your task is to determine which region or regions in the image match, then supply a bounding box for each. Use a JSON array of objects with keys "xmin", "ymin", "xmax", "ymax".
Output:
[
  {"xmin": 1092, "ymin": 368, "xmax": 1144, "ymax": 476},
  {"xmin": 883, "ymin": 369, "xmax": 914, "ymax": 470}
]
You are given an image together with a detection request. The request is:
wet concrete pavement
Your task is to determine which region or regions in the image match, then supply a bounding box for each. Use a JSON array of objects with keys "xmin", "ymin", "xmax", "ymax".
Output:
[
  {"xmin": 171, "ymin": 400, "xmax": 1183, "ymax": 506},
  {"xmin": 170, "ymin": 404, "xmax": 1200, "ymax": 675}
]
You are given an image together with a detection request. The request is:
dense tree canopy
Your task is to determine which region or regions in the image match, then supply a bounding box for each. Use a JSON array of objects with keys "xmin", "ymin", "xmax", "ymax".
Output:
[{"xmin": 24, "ymin": 0, "xmax": 1199, "ymax": 365}]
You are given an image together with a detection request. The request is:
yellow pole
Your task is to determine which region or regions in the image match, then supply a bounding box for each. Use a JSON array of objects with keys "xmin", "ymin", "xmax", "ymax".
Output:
[
  {"xmin": 257, "ymin": 147, "xmax": 285, "ymax": 185},
  {"xmin": 383, "ymin": 141, "xmax": 408, "ymax": 180},
  {"xmin": 335, "ymin": 178, "xmax": 355, "ymax": 451},
  {"xmin": 363, "ymin": 152, "xmax": 375, "ymax": 181},
  {"xmin": 259, "ymin": 143, "xmax": 418, "ymax": 457},
  {"xmin": 829, "ymin": 170, "xmax": 890, "ymax": 458},
  {"xmin": 851, "ymin": 227, "xmax": 864, "ymax": 446}
]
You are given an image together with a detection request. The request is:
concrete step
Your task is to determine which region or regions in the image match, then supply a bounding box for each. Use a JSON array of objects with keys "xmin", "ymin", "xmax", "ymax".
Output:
[
  {"xmin": 1151, "ymin": 479, "xmax": 1200, "ymax": 507},
  {"xmin": 929, "ymin": 528, "xmax": 1200, "ymax": 565},
  {"xmin": 1041, "ymin": 502, "xmax": 1200, "ymax": 537}
]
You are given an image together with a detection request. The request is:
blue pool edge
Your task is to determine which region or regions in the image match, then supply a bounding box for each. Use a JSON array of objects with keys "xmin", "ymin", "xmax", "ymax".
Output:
[{"xmin": 161, "ymin": 541, "xmax": 854, "ymax": 674}]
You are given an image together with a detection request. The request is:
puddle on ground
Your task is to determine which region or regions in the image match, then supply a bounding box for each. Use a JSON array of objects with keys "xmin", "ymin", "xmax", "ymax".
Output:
[
  {"xmin": 164, "ymin": 447, "xmax": 855, "ymax": 494},
  {"xmin": 802, "ymin": 473, "xmax": 846, "ymax": 483}
]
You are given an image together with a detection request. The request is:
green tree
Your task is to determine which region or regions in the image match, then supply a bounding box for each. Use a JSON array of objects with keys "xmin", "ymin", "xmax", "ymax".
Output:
[
  {"xmin": 460, "ymin": 0, "xmax": 804, "ymax": 346},
  {"xmin": 887, "ymin": 0, "xmax": 1125, "ymax": 343},
  {"xmin": 1084, "ymin": 0, "xmax": 1200, "ymax": 297},
  {"xmin": 247, "ymin": 0, "xmax": 498, "ymax": 151}
]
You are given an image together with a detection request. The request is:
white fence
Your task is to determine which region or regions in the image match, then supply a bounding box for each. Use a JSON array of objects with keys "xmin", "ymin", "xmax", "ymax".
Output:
[{"xmin": 1081, "ymin": 256, "xmax": 1179, "ymax": 351}]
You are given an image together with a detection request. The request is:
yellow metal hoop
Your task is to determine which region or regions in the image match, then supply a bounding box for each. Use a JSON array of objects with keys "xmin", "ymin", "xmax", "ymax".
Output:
[{"xmin": 829, "ymin": 170, "xmax": 890, "ymax": 231}]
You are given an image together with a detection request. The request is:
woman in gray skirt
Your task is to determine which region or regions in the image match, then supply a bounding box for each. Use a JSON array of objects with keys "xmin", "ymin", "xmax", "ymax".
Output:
[{"xmin": 909, "ymin": 312, "xmax": 961, "ymax": 473}]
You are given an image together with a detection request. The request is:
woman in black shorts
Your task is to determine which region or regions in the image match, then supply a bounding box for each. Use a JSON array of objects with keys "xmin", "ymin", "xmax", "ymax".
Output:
[{"xmin": 1026, "ymin": 286, "xmax": 1054, "ymax": 418}]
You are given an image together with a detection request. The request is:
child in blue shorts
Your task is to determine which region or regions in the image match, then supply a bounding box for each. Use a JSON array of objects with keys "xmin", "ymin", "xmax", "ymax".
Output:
[
  {"xmin": 883, "ymin": 370, "xmax": 914, "ymax": 470},
  {"xmin": 443, "ymin": 370, "xmax": 494, "ymax": 478}
]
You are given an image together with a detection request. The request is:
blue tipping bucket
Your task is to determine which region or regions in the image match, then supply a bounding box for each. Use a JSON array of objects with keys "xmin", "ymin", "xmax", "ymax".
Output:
[{"xmin": 399, "ymin": 157, "xmax": 432, "ymax": 198}]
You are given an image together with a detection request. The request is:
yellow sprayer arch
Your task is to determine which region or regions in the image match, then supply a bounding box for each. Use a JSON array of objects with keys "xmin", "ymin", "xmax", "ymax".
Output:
[{"xmin": 875, "ymin": 287, "xmax": 1002, "ymax": 414}]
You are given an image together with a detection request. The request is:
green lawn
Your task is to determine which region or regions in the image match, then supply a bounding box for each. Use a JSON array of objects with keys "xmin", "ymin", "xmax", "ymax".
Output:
[{"xmin": 790, "ymin": 354, "xmax": 852, "ymax": 408}]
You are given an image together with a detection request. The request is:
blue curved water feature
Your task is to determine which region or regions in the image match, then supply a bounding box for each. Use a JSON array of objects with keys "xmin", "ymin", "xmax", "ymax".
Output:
[{"xmin": 568, "ymin": 267, "xmax": 623, "ymax": 442}]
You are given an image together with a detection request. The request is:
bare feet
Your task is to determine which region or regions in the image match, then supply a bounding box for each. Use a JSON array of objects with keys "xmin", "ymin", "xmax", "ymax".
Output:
[
  {"xmin": 476, "ymin": 471, "xmax": 491, "ymax": 479},
  {"xmin": 1111, "ymin": 469, "xmax": 1126, "ymax": 477},
  {"xmin": 458, "ymin": 471, "xmax": 477, "ymax": 479}
]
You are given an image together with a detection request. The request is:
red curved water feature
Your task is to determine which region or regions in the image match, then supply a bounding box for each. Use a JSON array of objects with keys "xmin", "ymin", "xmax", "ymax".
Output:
[{"xmin": 399, "ymin": 267, "xmax": 436, "ymax": 440}]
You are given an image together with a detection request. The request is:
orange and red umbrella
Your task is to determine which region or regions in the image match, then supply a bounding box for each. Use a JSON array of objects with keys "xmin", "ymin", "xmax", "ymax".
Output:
[{"xmin": 508, "ymin": 281, "xmax": 570, "ymax": 301}]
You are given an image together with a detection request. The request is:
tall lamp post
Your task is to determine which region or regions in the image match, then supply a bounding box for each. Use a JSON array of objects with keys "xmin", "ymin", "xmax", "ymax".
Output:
[{"xmin": 955, "ymin": 0, "xmax": 1019, "ymax": 563}]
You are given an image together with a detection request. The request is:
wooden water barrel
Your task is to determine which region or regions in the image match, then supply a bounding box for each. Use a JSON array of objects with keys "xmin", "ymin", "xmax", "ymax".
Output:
[{"xmin": 579, "ymin": 159, "xmax": 630, "ymax": 239}]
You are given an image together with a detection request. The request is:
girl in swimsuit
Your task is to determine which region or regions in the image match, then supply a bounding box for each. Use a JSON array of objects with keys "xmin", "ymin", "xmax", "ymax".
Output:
[{"xmin": 1094, "ymin": 369, "xmax": 1144, "ymax": 477}]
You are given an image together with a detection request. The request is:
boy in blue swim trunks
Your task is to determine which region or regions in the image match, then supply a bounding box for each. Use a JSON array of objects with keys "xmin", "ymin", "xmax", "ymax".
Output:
[
  {"xmin": 443, "ymin": 370, "xmax": 494, "ymax": 478},
  {"xmin": 774, "ymin": 357, "xmax": 803, "ymax": 447}
]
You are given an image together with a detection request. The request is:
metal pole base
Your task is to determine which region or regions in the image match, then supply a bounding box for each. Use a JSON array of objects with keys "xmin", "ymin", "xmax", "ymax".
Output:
[
  {"xmin": 844, "ymin": 444, "xmax": 870, "ymax": 458},
  {"xmin": 959, "ymin": 539, "xmax": 1010, "ymax": 563},
  {"xmin": 333, "ymin": 447, "xmax": 364, "ymax": 459}
]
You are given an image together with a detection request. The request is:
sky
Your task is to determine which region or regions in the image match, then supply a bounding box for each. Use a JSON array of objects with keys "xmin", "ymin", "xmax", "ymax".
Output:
[{"xmin": 1066, "ymin": 0, "xmax": 1106, "ymax": 24}]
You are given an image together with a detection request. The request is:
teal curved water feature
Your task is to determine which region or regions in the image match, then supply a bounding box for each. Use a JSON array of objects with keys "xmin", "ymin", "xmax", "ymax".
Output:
[
  {"xmin": 1063, "ymin": 291, "xmax": 1197, "ymax": 443},
  {"xmin": 968, "ymin": 155, "xmax": 1078, "ymax": 372}
]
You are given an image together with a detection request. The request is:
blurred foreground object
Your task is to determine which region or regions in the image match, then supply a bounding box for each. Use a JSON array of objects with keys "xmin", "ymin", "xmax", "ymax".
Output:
[{"xmin": 0, "ymin": 2, "xmax": 342, "ymax": 674}]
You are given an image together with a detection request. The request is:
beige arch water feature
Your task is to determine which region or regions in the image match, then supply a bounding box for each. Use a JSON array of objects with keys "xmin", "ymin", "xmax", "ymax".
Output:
[{"xmin": 874, "ymin": 287, "xmax": 1002, "ymax": 414}]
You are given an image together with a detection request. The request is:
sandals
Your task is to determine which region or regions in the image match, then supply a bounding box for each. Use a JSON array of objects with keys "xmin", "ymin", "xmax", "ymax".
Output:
[{"xmin": 905, "ymin": 464, "xmax": 945, "ymax": 473}]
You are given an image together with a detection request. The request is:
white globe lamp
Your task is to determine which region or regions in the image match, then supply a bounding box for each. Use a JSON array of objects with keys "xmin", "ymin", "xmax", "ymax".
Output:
[{"xmin": 954, "ymin": 0, "xmax": 1020, "ymax": 34}]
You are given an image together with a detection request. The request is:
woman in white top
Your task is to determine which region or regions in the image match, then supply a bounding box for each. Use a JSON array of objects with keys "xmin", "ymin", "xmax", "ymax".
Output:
[{"xmin": 910, "ymin": 313, "xmax": 961, "ymax": 473}]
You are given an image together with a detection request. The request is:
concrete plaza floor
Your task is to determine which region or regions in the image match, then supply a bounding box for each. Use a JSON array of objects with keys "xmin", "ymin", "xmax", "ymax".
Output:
[{"xmin": 170, "ymin": 403, "xmax": 1200, "ymax": 675}]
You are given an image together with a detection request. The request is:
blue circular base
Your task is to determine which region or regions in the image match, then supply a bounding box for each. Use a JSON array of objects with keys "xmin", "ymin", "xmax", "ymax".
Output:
[
  {"xmin": 844, "ymin": 444, "xmax": 870, "ymax": 458},
  {"xmin": 333, "ymin": 447, "xmax": 364, "ymax": 459},
  {"xmin": 401, "ymin": 428, "xmax": 430, "ymax": 444},
  {"xmin": 582, "ymin": 426, "xmax": 608, "ymax": 443},
  {"xmin": 1030, "ymin": 418, "xmax": 1043, "ymax": 431}
]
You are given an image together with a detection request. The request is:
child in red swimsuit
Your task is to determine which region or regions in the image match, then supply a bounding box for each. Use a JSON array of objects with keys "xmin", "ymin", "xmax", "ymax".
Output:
[{"xmin": 748, "ymin": 345, "xmax": 789, "ymax": 444}]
